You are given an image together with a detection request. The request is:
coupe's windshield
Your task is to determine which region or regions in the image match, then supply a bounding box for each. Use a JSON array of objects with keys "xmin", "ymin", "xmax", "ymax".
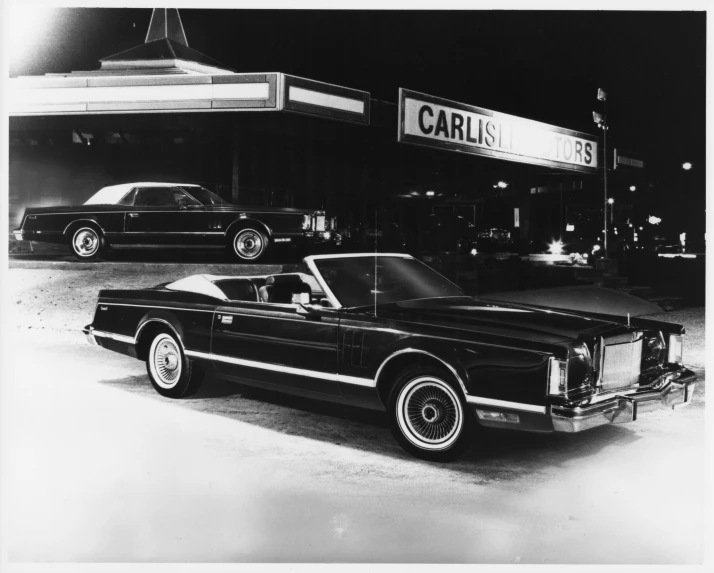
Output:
[
  {"xmin": 313, "ymin": 256, "xmax": 463, "ymax": 308},
  {"xmin": 183, "ymin": 186, "xmax": 230, "ymax": 206}
]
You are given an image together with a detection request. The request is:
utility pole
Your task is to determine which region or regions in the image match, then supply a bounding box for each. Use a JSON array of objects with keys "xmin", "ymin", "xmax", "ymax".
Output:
[{"xmin": 593, "ymin": 88, "xmax": 609, "ymax": 256}]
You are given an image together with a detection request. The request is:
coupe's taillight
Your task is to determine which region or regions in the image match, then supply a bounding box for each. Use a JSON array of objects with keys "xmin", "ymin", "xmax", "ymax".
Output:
[
  {"xmin": 667, "ymin": 334, "xmax": 683, "ymax": 364},
  {"xmin": 548, "ymin": 358, "xmax": 568, "ymax": 396},
  {"xmin": 314, "ymin": 213, "xmax": 326, "ymax": 232}
]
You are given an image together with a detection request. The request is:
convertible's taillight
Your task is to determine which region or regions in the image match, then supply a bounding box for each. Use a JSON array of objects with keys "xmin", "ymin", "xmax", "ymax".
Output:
[
  {"xmin": 667, "ymin": 334, "xmax": 683, "ymax": 364},
  {"xmin": 548, "ymin": 358, "xmax": 568, "ymax": 396}
]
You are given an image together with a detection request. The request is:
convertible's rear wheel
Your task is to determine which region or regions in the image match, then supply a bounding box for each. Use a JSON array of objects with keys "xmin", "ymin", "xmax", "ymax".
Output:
[
  {"xmin": 69, "ymin": 226, "xmax": 105, "ymax": 261},
  {"xmin": 389, "ymin": 366, "xmax": 470, "ymax": 461},
  {"xmin": 146, "ymin": 332, "xmax": 203, "ymax": 398},
  {"xmin": 230, "ymin": 228, "xmax": 269, "ymax": 262}
]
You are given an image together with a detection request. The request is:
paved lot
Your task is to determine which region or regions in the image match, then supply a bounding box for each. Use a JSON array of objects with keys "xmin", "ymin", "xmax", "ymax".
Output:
[{"xmin": 1, "ymin": 265, "xmax": 708, "ymax": 564}]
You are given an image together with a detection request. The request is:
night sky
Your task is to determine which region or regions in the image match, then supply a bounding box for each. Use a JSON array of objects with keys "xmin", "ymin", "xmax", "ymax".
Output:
[{"xmin": 8, "ymin": 8, "xmax": 707, "ymax": 235}]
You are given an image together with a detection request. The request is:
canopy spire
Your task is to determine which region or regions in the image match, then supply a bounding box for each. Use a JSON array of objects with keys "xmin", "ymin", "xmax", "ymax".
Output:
[{"xmin": 145, "ymin": 8, "xmax": 188, "ymax": 46}]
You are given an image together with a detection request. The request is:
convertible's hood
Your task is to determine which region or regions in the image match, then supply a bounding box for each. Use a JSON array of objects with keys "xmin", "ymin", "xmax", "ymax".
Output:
[{"xmin": 370, "ymin": 297, "xmax": 627, "ymax": 345}]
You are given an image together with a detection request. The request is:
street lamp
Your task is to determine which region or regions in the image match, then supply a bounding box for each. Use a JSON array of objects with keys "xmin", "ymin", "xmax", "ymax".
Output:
[
  {"xmin": 629, "ymin": 185, "xmax": 636, "ymax": 191},
  {"xmin": 607, "ymin": 197, "xmax": 614, "ymax": 224},
  {"xmin": 682, "ymin": 162, "xmax": 692, "ymax": 170},
  {"xmin": 593, "ymin": 88, "xmax": 609, "ymax": 255}
]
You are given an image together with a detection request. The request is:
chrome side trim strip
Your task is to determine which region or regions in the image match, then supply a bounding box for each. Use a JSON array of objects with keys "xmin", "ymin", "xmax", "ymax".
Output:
[
  {"xmin": 91, "ymin": 329, "xmax": 136, "ymax": 345},
  {"xmin": 119, "ymin": 231, "xmax": 225, "ymax": 234},
  {"xmin": 101, "ymin": 302, "xmax": 214, "ymax": 313},
  {"xmin": 184, "ymin": 349, "xmax": 375, "ymax": 387},
  {"xmin": 465, "ymin": 395, "xmax": 547, "ymax": 414}
]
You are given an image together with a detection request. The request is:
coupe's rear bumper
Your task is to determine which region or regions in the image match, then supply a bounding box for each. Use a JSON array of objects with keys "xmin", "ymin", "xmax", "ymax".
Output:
[{"xmin": 551, "ymin": 368, "xmax": 697, "ymax": 432}]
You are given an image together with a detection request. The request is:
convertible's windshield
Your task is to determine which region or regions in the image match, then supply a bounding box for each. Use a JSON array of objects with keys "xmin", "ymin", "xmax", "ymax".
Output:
[
  {"xmin": 313, "ymin": 255, "xmax": 463, "ymax": 308},
  {"xmin": 182, "ymin": 186, "xmax": 230, "ymax": 206}
]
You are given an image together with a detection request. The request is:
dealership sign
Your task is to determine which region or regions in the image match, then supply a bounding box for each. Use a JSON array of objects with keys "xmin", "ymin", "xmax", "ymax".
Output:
[{"xmin": 399, "ymin": 89, "xmax": 598, "ymax": 173}]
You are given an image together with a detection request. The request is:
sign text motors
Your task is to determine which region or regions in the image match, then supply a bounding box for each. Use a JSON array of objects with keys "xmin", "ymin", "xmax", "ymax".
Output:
[{"xmin": 399, "ymin": 89, "xmax": 598, "ymax": 173}]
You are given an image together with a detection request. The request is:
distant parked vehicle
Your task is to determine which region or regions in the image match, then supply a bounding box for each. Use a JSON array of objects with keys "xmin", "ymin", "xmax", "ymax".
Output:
[
  {"xmin": 406, "ymin": 213, "xmax": 477, "ymax": 254},
  {"xmin": 13, "ymin": 182, "xmax": 337, "ymax": 262},
  {"xmin": 475, "ymin": 228, "xmax": 514, "ymax": 253}
]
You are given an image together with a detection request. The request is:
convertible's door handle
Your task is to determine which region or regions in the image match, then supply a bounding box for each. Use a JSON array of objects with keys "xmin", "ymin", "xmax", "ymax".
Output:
[{"xmin": 128, "ymin": 213, "xmax": 139, "ymax": 218}]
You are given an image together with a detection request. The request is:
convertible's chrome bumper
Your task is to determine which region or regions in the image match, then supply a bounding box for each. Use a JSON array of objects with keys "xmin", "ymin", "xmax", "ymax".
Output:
[
  {"xmin": 551, "ymin": 369, "xmax": 697, "ymax": 433},
  {"xmin": 82, "ymin": 325, "xmax": 99, "ymax": 346}
]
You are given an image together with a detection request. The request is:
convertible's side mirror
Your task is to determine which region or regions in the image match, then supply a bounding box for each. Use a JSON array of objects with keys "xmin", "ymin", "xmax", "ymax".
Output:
[{"xmin": 296, "ymin": 304, "xmax": 316, "ymax": 316}]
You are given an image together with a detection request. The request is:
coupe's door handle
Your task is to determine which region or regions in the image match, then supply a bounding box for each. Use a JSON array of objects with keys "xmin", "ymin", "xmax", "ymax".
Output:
[{"xmin": 128, "ymin": 213, "xmax": 139, "ymax": 218}]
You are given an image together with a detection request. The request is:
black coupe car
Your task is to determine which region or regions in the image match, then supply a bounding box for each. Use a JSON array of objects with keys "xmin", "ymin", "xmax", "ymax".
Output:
[
  {"xmin": 83, "ymin": 253, "xmax": 696, "ymax": 461},
  {"xmin": 13, "ymin": 182, "xmax": 337, "ymax": 262}
]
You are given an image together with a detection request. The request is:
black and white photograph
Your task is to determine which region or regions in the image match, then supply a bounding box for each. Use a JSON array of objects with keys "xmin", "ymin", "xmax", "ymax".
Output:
[{"xmin": 1, "ymin": 0, "xmax": 710, "ymax": 568}]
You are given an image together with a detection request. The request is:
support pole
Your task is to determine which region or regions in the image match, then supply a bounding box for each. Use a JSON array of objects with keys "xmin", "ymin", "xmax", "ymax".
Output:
[{"xmin": 603, "ymin": 115, "xmax": 608, "ymax": 257}]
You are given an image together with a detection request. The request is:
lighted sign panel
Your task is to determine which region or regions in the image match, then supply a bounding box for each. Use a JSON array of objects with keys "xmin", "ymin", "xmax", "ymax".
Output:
[
  {"xmin": 9, "ymin": 74, "xmax": 278, "ymax": 115},
  {"xmin": 282, "ymin": 75, "xmax": 370, "ymax": 125},
  {"xmin": 399, "ymin": 89, "xmax": 598, "ymax": 173}
]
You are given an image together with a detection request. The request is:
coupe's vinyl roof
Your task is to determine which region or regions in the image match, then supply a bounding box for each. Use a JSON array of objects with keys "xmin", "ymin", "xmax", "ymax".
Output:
[{"xmin": 83, "ymin": 182, "xmax": 200, "ymax": 205}]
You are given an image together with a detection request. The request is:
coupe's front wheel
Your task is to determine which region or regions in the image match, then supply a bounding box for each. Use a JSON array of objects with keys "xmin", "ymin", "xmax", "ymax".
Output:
[
  {"xmin": 389, "ymin": 366, "xmax": 470, "ymax": 461},
  {"xmin": 69, "ymin": 226, "xmax": 105, "ymax": 261},
  {"xmin": 146, "ymin": 332, "xmax": 203, "ymax": 398}
]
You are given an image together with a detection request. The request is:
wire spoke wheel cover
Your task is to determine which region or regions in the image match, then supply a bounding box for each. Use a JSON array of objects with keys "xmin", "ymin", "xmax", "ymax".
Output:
[
  {"xmin": 149, "ymin": 334, "xmax": 182, "ymax": 389},
  {"xmin": 233, "ymin": 229, "xmax": 265, "ymax": 260},
  {"xmin": 72, "ymin": 227, "xmax": 100, "ymax": 257},
  {"xmin": 396, "ymin": 376, "xmax": 464, "ymax": 451}
]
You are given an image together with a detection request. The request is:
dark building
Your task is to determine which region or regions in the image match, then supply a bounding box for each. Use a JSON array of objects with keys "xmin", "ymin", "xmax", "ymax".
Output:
[{"xmin": 10, "ymin": 8, "xmax": 659, "ymax": 255}]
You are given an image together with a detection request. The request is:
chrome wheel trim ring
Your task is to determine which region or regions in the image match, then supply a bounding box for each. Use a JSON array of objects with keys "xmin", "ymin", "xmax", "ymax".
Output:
[
  {"xmin": 234, "ymin": 229, "xmax": 264, "ymax": 260},
  {"xmin": 149, "ymin": 334, "xmax": 182, "ymax": 389},
  {"xmin": 396, "ymin": 376, "xmax": 463, "ymax": 451},
  {"xmin": 72, "ymin": 227, "xmax": 100, "ymax": 257}
]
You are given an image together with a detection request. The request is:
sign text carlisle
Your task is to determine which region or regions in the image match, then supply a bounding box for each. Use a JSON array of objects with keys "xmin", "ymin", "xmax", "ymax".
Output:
[{"xmin": 398, "ymin": 89, "xmax": 598, "ymax": 172}]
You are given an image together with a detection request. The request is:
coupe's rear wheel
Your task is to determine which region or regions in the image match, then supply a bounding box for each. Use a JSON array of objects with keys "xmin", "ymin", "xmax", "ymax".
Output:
[
  {"xmin": 389, "ymin": 366, "xmax": 470, "ymax": 461},
  {"xmin": 230, "ymin": 228, "xmax": 269, "ymax": 262},
  {"xmin": 69, "ymin": 226, "xmax": 105, "ymax": 261},
  {"xmin": 146, "ymin": 332, "xmax": 203, "ymax": 398}
]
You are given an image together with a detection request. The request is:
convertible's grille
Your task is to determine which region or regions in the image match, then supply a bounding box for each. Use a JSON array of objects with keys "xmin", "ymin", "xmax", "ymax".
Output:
[{"xmin": 600, "ymin": 334, "xmax": 643, "ymax": 392}]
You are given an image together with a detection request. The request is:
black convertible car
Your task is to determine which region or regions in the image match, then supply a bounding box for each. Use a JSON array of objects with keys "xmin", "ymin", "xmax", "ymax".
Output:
[
  {"xmin": 83, "ymin": 253, "xmax": 696, "ymax": 461},
  {"xmin": 13, "ymin": 182, "xmax": 337, "ymax": 262}
]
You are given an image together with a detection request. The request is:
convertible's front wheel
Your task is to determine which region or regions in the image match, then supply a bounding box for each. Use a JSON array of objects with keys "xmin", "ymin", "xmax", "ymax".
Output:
[
  {"xmin": 146, "ymin": 332, "xmax": 203, "ymax": 398},
  {"xmin": 389, "ymin": 366, "xmax": 470, "ymax": 461}
]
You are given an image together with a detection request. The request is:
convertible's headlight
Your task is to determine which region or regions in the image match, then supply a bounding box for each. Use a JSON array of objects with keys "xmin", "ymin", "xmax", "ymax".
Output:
[
  {"xmin": 302, "ymin": 214, "xmax": 311, "ymax": 231},
  {"xmin": 645, "ymin": 332, "xmax": 666, "ymax": 363},
  {"xmin": 548, "ymin": 358, "xmax": 568, "ymax": 396},
  {"xmin": 667, "ymin": 334, "xmax": 683, "ymax": 364}
]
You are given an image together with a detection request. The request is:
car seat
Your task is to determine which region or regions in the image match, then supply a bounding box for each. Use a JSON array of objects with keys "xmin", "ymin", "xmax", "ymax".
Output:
[{"xmin": 258, "ymin": 275, "xmax": 311, "ymax": 304}]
